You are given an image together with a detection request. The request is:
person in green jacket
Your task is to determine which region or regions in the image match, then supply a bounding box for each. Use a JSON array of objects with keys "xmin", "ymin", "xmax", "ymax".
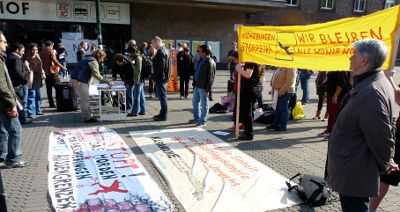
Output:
[
  {"xmin": 127, "ymin": 45, "xmax": 146, "ymax": 116},
  {"xmin": 0, "ymin": 31, "xmax": 28, "ymax": 168}
]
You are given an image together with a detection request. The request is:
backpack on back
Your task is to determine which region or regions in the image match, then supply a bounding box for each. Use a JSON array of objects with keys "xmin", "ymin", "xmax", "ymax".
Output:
[
  {"xmin": 286, "ymin": 173, "xmax": 332, "ymax": 206},
  {"xmin": 141, "ymin": 57, "xmax": 153, "ymax": 79}
]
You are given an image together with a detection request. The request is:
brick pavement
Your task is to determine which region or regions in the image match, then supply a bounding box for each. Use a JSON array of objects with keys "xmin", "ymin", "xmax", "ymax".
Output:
[{"xmin": 1, "ymin": 69, "xmax": 400, "ymax": 212}]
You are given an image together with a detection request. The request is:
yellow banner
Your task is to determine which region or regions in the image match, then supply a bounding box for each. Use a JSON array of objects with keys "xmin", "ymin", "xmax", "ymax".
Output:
[{"xmin": 238, "ymin": 6, "xmax": 400, "ymax": 71}]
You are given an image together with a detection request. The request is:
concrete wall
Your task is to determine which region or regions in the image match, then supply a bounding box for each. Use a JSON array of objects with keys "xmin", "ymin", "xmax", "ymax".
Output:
[
  {"xmin": 131, "ymin": 3, "xmax": 246, "ymax": 63},
  {"xmin": 247, "ymin": 0, "xmax": 390, "ymax": 26}
]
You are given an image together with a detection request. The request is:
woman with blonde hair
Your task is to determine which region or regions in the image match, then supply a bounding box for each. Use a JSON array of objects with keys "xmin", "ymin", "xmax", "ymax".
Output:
[{"xmin": 267, "ymin": 67, "xmax": 297, "ymax": 131}]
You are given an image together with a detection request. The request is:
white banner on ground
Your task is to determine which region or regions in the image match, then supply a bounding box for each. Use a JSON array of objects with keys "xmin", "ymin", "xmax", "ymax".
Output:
[
  {"xmin": 48, "ymin": 127, "xmax": 172, "ymax": 212},
  {"xmin": 130, "ymin": 128, "xmax": 302, "ymax": 212}
]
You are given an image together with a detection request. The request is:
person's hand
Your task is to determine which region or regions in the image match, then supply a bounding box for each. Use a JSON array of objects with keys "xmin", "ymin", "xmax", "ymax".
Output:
[
  {"xmin": 387, "ymin": 158, "xmax": 399, "ymax": 174},
  {"xmin": 332, "ymin": 96, "xmax": 338, "ymax": 104},
  {"xmin": 6, "ymin": 107, "xmax": 18, "ymax": 118},
  {"xmin": 278, "ymin": 89, "xmax": 285, "ymax": 96},
  {"xmin": 108, "ymin": 82, "xmax": 113, "ymax": 87},
  {"xmin": 203, "ymin": 91, "xmax": 209, "ymax": 97}
]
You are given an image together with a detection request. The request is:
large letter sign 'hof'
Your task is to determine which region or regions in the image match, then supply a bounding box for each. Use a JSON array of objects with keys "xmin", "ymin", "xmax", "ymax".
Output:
[
  {"xmin": 239, "ymin": 5, "xmax": 400, "ymax": 71},
  {"xmin": 48, "ymin": 127, "xmax": 172, "ymax": 212},
  {"xmin": 130, "ymin": 128, "xmax": 302, "ymax": 212}
]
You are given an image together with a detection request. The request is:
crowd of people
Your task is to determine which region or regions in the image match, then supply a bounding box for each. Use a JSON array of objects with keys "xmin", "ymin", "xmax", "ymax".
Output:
[{"xmin": 1, "ymin": 28, "xmax": 400, "ymax": 211}]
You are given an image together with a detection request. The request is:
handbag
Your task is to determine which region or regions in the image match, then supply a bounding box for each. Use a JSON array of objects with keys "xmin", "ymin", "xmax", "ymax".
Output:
[
  {"xmin": 50, "ymin": 61, "xmax": 60, "ymax": 74},
  {"xmin": 286, "ymin": 173, "xmax": 331, "ymax": 206}
]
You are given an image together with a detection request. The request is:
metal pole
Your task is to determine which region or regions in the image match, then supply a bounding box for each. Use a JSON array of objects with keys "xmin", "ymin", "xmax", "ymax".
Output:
[
  {"xmin": 95, "ymin": 0, "xmax": 105, "ymax": 77},
  {"xmin": 95, "ymin": 0, "xmax": 102, "ymax": 49}
]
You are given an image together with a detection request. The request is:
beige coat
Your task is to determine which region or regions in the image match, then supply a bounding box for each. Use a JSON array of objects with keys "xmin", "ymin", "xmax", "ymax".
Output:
[{"xmin": 271, "ymin": 67, "xmax": 296, "ymax": 95}]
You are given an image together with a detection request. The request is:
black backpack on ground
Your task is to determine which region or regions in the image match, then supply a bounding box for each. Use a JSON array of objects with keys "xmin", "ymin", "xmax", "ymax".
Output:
[
  {"xmin": 55, "ymin": 82, "xmax": 78, "ymax": 112},
  {"xmin": 286, "ymin": 173, "xmax": 332, "ymax": 206},
  {"xmin": 141, "ymin": 56, "xmax": 153, "ymax": 79}
]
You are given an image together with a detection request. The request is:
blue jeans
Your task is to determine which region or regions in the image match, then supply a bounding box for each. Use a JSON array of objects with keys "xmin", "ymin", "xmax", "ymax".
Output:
[
  {"xmin": 300, "ymin": 72, "xmax": 311, "ymax": 103},
  {"xmin": 126, "ymin": 84, "xmax": 134, "ymax": 112},
  {"xmin": 192, "ymin": 87, "xmax": 209, "ymax": 124},
  {"xmin": 155, "ymin": 81, "xmax": 168, "ymax": 119},
  {"xmin": 272, "ymin": 92, "xmax": 293, "ymax": 128},
  {"xmin": 132, "ymin": 79, "xmax": 146, "ymax": 115},
  {"xmin": 0, "ymin": 112, "xmax": 22, "ymax": 163},
  {"xmin": 27, "ymin": 88, "xmax": 42, "ymax": 117},
  {"xmin": 339, "ymin": 194, "xmax": 369, "ymax": 212},
  {"xmin": 18, "ymin": 84, "xmax": 29, "ymax": 121},
  {"xmin": 59, "ymin": 59, "xmax": 67, "ymax": 77}
]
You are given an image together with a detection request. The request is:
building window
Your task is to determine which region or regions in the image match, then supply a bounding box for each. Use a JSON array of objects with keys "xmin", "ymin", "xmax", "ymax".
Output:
[
  {"xmin": 321, "ymin": 0, "xmax": 334, "ymax": 10},
  {"xmin": 286, "ymin": 0, "xmax": 299, "ymax": 6},
  {"xmin": 353, "ymin": 0, "xmax": 367, "ymax": 13},
  {"xmin": 385, "ymin": 0, "xmax": 395, "ymax": 8}
]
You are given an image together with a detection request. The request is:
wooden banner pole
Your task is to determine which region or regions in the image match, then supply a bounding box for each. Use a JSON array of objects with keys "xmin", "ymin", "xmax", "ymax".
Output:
[
  {"xmin": 389, "ymin": 27, "xmax": 400, "ymax": 70},
  {"xmin": 235, "ymin": 71, "xmax": 242, "ymax": 139}
]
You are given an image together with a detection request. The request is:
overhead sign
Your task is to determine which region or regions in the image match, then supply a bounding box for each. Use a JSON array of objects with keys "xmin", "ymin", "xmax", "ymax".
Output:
[
  {"xmin": 130, "ymin": 128, "xmax": 302, "ymax": 212},
  {"xmin": 48, "ymin": 127, "xmax": 172, "ymax": 211},
  {"xmin": 238, "ymin": 5, "xmax": 400, "ymax": 71},
  {"xmin": 0, "ymin": 0, "xmax": 130, "ymax": 24}
]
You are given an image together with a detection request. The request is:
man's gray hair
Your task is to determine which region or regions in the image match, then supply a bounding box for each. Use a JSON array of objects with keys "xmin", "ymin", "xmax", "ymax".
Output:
[{"xmin": 352, "ymin": 39, "xmax": 388, "ymax": 70}]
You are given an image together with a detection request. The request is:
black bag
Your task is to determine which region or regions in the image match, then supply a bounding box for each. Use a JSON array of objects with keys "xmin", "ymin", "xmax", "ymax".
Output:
[
  {"xmin": 255, "ymin": 110, "xmax": 275, "ymax": 124},
  {"xmin": 55, "ymin": 82, "xmax": 78, "ymax": 112},
  {"xmin": 13, "ymin": 85, "xmax": 24, "ymax": 99},
  {"xmin": 141, "ymin": 57, "xmax": 153, "ymax": 79},
  {"xmin": 209, "ymin": 103, "xmax": 228, "ymax": 114},
  {"xmin": 227, "ymin": 80, "xmax": 233, "ymax": 92},
  {"xmin": 286, "ymin": 173, "xmax": 331, "ymax": 206}
]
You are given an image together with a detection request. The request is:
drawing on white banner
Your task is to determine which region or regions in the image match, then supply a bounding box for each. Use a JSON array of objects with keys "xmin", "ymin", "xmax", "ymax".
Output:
[
  {"xmin": 130, "ymin": 128, "xmax": 303, "ymax": 212},
  {"xmin": 48, "ymin": 127, "xmax": 172, "ymax": 212}
]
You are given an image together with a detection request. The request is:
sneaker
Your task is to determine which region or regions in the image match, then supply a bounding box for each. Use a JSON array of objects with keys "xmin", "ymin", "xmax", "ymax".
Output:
[
  {"xmin": 180, "ymin": 96, "xmax": 184, "ymax": 99},
  {"xmin": 83, "ymin": 117, "xmax": 99, "ymax": 123},
  {"xmin": 6, "ymin": 160, "xmax": 29, "ymax": 168},
  {"xmin": 209, "ymin": 97, "xmax": 214, "ymax": 101},
  {"xmin": 318, "ymin": 130, "xmax": 329, "ymax": 137},
  {"xmin": 127, "ymin": 113, "xmax": 138, "ymax": 117},
  {"xmin": 0, "ymin": 159, "xmax": 5, "ymax": 168},
  {"xmin": 188, "ymin": 119, "xmax": 197, "ymax": 124},
  {"xmin": 196, "ymin": 123, "xmax": 206, "ymax": 127},
  {"xmin": 228, "ymin": 123, "xmax": 244, "ymax": 130},
  {"xmin": 36, "ymin": 112, "xmax": 44, "ymax": 115},
  {"xmin": 149, "ymin": 94, "xmax": 154, "ymax": 98},
  {"xmin": 139, "ymin": 112, "xmax": 146, "ymax": 115}
]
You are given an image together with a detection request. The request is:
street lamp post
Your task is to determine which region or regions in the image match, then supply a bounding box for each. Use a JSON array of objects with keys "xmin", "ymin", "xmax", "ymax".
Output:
[{"xmin": 95, "ymin": 0, "xmax": 102, "ymax": 49}]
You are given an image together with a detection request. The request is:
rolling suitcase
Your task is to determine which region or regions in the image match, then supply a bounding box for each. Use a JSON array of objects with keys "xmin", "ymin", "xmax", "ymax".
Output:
[{"xmin": 55, "ymin": 82, "xmax": 78, "ymax": 112}]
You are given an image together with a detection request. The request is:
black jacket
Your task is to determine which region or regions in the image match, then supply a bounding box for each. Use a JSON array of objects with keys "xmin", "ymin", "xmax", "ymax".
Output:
[
  {"xmin": 114, "ymin": 56, "xmax": 135, "ymax": 85},
  {"xmin": 6, "ymin": 53, "xmax": 28, "ymax": 87},
  {"xmin": 151, "ymin": 47, "xmax": 170, "ymax": 83},
  {"xmin": 177, "ymin": 51, "xmax": 193, "ymax": 78},
  {"xmin": 194, "ymin": 56, "xmax": 216, "ymax": 92}
]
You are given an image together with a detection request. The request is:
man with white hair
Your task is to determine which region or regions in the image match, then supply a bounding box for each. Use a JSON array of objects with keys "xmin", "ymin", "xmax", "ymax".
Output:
[{"xmin": 325, "ymin": 39, "xmax": 398, "ymax": 212}]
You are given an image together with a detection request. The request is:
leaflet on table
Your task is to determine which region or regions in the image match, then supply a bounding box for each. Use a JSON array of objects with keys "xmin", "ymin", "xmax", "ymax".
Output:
[{"xmin": 93, "ymin": 83, "xmax": 126, "ymax": 90}]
